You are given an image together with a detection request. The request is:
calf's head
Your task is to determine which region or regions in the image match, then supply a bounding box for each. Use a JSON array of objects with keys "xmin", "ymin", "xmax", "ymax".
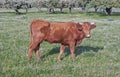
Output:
[{"xmin": 79, "ymin": 22, "xmax": 96, "ymax": 38}]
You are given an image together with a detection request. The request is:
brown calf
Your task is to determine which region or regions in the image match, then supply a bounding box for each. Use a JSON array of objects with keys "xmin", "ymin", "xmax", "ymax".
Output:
[{"xmin": 28, "ymin": 20, "xmax": 96, "ymax": 61}]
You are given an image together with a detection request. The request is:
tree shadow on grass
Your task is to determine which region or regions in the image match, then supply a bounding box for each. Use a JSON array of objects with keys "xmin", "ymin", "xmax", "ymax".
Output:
[
  {"xmin": 47, "ymin": 11, "xmax": 68, "ymax": 14},
  {"xmin": 41, "ymin": 45, "xmax": 103, "ymax": 59}
]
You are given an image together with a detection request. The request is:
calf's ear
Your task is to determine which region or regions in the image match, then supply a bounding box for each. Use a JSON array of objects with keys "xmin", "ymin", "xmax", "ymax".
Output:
[
  {"xmin": 90, "ymin": 22, "xmax": 96, "ymax": 29},
  {"xmin": 77, "ymin": 23, "xmax": 83, "ymax": 31}
]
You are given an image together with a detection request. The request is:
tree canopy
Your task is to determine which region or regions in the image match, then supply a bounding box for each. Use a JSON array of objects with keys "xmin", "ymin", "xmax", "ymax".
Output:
[
  {"xmin": 0, "ymin": 0, "xmax": 120, "ymax": 14},
  {"xmin": 90, "ymin": 0, "xmax": 120, "ymax": 8}
]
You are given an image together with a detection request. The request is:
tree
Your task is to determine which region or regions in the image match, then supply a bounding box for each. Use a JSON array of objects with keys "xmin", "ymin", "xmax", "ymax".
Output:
[
  {"xmin": 56, "ymin": 1, "xmax": 65, "ymax": 13},
  {"xmin": 73, "ymin": 0, "xmax": 91, "ymax": 12},
  {"xmin": 13, "ymin": 1, "xmax": 31, "ymax": 14},
  {"xmin": 34, "ymin": 0, "xmax": 44, "ymax": 12},
  {"xmin": 44, "ymin": 0, "xmax": 59, "ymax": 13},
  {"xmin": 90, "ymin": 0, "xmax": 120, "ymax": 15}
]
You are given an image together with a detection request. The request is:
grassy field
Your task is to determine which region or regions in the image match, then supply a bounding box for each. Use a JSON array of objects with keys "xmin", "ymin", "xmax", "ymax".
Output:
[{"xmin": 0, "ymin": 11, "xmax": 120, "ymax": 77}]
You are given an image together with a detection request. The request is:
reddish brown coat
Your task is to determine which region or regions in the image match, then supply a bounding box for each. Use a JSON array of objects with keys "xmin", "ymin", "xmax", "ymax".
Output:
[{"xmin": 28, "ymin": 20, "xmax": 96, "ymax": 61}]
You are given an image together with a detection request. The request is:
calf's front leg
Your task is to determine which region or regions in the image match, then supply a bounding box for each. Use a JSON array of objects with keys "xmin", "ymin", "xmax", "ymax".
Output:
[
  {"xmin": 58, "ymin": 45, "xmax": 65, "ymax": 61},
  {"xmin": 69, "ymin": 42, "xmax": 76, "ymax": 61}
]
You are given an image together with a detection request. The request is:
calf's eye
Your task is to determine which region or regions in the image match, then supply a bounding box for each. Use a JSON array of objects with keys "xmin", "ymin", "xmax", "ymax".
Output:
[{"xmin": 78, "ymin": 29, "xmax": 82, "ymax": 31}]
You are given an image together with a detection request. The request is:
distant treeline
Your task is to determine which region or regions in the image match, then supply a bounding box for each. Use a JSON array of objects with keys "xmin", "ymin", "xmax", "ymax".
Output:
[{"xmin": 0, "ymin": 0, "xmax": 120, "ymax": 15}]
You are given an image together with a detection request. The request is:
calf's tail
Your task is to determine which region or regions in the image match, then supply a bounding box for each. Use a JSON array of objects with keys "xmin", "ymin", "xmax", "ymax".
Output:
[{"xmin": 29, "ymin": 21, "xmax": 34, "ymax": 45}]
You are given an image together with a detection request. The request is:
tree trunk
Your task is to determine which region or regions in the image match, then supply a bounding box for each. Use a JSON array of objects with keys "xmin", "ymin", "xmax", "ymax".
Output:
[
  {"xmin": 60, "ymin": 7, "xmax": 63, "ymax": 13},
  {"xmin": 105, "ymin": 7, "xmax": 112, "ymax": 15},
  {"xmin": 69, "ymin": 5, "xmax": 72, "ymax": 13},
  {"xmin": 47, "ymin": 8, "xmax": 54, "ymax": 13},
  {"xmin": 94, "ymin": 5, "xmax": 98, "ymax": 12}
]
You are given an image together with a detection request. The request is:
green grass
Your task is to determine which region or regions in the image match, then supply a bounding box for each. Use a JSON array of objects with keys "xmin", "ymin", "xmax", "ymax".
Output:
[{"xmin": 0, "ymin": 11, "xmax": 120, "ymax": 77}]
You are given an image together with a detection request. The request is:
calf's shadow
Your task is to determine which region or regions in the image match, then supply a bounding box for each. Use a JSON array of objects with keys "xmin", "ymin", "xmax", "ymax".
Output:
[{"xmin": 41, "ymin": 45, "xmax": 103, "ymax": 59}]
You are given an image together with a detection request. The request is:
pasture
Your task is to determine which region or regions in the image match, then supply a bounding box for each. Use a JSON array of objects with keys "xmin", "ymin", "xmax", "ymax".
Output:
[{"xmin": 0, "ymin": 11, "xmax": 120, "ymax": 77}]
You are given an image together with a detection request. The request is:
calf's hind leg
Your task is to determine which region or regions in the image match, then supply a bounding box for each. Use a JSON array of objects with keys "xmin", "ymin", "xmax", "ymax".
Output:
[
  {"xmin": 28, "ymin": 34, "xmax": 44, "ymax": 61},
  {"xmin": 34, "ymin": 44, "xmax": 41, "ymax": 61}
]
